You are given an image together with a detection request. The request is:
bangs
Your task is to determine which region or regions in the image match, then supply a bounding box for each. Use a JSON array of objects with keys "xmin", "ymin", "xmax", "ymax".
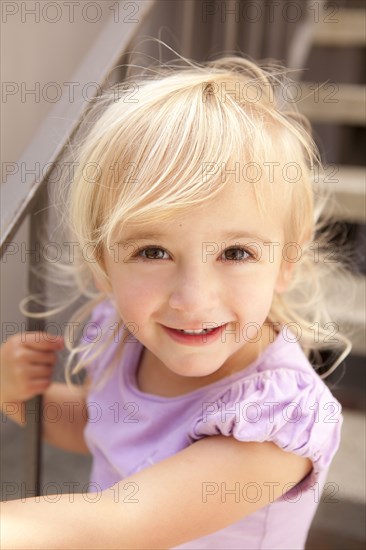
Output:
[
  {"xmin": 95, "ymin": 79, "xmax": 301, "ymax": 248},
  {"xmin": 70, "ymin": 65, "xmax": 317, "ymax": 252}
]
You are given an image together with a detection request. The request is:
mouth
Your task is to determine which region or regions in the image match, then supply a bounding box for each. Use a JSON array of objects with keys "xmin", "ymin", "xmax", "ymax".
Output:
[
  {"xmin": 175, "ymin": 326, "xmax": 221, "ymax": 334},
  {"xmin": 162, "ymin": 323, "xmax": 228, "ymax": 345}
]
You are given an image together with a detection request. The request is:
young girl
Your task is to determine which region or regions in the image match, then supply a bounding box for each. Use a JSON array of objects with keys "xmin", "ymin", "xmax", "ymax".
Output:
[{"xmin": 1, "ymin": 53, "xmax": 352, "ymax": 549}]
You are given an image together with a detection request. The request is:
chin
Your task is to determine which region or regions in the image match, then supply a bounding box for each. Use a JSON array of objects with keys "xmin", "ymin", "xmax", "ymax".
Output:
[{"xmin": 171, "ymin": 361, "xmax": 221, "ymax": 379}]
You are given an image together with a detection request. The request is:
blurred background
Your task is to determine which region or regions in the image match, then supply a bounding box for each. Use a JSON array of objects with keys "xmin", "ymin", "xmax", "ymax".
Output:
[{"xmin": 1, "ymin": 1, "xmax": 365, "ymax": 548}]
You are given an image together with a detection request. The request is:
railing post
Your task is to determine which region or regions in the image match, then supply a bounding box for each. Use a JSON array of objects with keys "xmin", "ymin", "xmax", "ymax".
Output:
[{"xmin": 24, "ymin": 182, "xmax": 49, "ymax": 497}]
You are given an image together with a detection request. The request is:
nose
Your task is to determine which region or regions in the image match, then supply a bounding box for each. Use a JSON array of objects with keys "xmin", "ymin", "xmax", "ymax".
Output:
[{"xmin": 168, "ymin": 263, "xmax": 219, "ymax": 315}]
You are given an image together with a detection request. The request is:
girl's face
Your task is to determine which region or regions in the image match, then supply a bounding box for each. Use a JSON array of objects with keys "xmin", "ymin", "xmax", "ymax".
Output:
[{"xmin": 102, "ymin": 182, "xmax": 294, "ymax": 380}]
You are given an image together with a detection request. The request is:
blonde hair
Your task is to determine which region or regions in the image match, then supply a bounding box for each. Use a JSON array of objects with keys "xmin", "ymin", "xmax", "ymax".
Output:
[{"xmin": 21, "ymin": 53, "xmax": 354, "ymax": 391}]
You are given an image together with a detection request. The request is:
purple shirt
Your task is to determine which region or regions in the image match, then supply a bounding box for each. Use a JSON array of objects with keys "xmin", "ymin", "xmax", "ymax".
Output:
[{"xmin": 82, "ymin": 300, "xmax": 342, "ymax": 549}]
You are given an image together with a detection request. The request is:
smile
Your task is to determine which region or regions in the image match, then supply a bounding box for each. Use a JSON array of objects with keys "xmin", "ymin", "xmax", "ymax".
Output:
[{"xmin": 162, "ymin": 324, "xmax": 228, "ymax": 346}]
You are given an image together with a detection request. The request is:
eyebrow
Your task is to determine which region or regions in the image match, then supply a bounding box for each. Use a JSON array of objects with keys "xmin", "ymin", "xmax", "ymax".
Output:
[{"xmin": 118, "ymin": 230, "xmax": 272, "ymax": 244}]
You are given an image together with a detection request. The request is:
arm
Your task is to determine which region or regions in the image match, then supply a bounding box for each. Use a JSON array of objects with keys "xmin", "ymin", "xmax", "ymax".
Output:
[
  {"xmin": 41, "ymin": 380, "xmax": 91, "ymax": 454},
  {"xmin": 1, "ymin": 435, "xmax": 312, "ymax": 549}
]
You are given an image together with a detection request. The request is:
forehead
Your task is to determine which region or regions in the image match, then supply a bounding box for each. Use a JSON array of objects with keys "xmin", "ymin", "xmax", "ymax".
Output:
[{"xmin": 122, "ymin": 182, "xmax": 285, "ymax": 243}]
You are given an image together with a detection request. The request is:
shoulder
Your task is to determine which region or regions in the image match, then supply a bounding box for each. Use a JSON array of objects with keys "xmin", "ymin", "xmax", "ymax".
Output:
[
  {"xmin": 79, "ymin": 298, "xmax": 124, "ymax": 381},
  {"xmin": 190, "ymin": 350, "xmax": 343, "ymax": 493},
  {"xmin": 83, "ymin": 298, "xmax": 118, "ymax": 335}
]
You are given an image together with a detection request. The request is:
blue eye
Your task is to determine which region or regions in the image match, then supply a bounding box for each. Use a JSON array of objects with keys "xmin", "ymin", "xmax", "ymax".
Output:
[{"xmin": 222, "ymin": 247, "xmax": 251, "ymax": 262}]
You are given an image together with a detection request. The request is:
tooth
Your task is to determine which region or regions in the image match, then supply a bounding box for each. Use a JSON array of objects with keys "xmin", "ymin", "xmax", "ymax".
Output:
[{"xmin": 179, "ymin": 328, "xmax": 214, "ymax": 334}]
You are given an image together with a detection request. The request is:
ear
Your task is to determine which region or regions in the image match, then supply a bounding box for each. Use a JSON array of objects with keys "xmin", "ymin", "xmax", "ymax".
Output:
[{"xmin": 275, "ymin": 260, "xmax": 296, "ymax": 294}]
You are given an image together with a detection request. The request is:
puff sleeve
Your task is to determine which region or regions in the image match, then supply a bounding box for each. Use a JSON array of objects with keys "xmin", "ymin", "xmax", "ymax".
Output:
[{"xmin": 192, "ymin": 368, "xmax": 343, "ymax": 492}]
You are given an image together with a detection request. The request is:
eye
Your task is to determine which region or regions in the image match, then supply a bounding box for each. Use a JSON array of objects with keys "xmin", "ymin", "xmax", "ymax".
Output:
[
  {"xmin": 222, "ymin": 247, "xmax": 251, "ymax": 262},
  {"xmin": 136, "ymin": 247, "xmax": 169, "ymax": 261}
]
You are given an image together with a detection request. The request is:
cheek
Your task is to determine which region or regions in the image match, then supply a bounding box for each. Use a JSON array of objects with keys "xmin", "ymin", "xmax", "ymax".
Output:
[
  {"xmin": 110, "ymin": 272, "xmax": 161, "ymax": 322},
  {"xmin": 228, "ymin": 273, "xmax": 277, "ymax": 317}
]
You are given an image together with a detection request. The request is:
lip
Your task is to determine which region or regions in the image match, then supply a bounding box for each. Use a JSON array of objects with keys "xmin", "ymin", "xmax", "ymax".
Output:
[{"xmin": 162, "ymin": 324, "xmax": 228, "ymax": 346}]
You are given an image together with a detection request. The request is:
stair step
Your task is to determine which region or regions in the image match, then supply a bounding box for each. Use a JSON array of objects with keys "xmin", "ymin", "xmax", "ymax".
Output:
[
  {"xmin": 326, "ymin": 408, "xmax": 366, "ymax": 504},
  {"xmin": 319, "ymin": 165, "xmax": 366, "ymax": 224},
  {"xmin": 297, "ymin": 82, "xmax": 366, "ymax": 125},
  {"xmin": 306, "ymin": 410, "xmax": 366, "ymax": 546},
  {"xmin": 325, "ymin": 274, "xmax": 366, "ymax": 356},
  {"xmin": 313, "ymin": 9, "xmax": 366, "ymax": 47}
]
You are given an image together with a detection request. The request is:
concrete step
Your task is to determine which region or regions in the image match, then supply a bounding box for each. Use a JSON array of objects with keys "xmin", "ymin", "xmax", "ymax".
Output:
[
  {"xmin": 318, "ymin": 165, "xmax": 366, "ymax": 224},
  {"xmin": 328, "ymin": 408, "xmax": 366, "ymax": 504},
  {"xmin": 305, "ymin": 409, "xmax": 366, "ymax": 547},
  {"xmin": 312, "ymin": 8, "xmax": 366, "ymax": 48},
  {"xmin": 297, "ymin": 82, "xmax": 366, "ymax": 125},
  {"xmin": 325, "ymin": 273, "xmax": 366, "ymax": 356}
]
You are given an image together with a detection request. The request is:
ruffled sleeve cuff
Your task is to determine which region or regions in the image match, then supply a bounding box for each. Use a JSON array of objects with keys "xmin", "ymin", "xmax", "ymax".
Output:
[{"xmin": 192, "ymin": 369, "xmax": 343, "ymax": 493}]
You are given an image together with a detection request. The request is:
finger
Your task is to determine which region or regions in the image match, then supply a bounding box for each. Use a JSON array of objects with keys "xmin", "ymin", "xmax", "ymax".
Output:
[
  {"xmin": 16, "ymin": 349, "xmax": 58, "ymax": 366},
  {"xmin": 20, "ymin": 333, "xmax": 64, "ymax": 351},
  {"xmin": 19, "ymin": 378, "xmax": 52, "ymax": 400},
  {"xmin": 26, "ymin": 365, "xmax": 54, "ymax": 378},
  {"xmin": 28, "ymin": 378, "xmax": 53, "ymax": 391},
  {"xmin": 26, "ymin": 350, "xmax": 58, "ymax": 366}
]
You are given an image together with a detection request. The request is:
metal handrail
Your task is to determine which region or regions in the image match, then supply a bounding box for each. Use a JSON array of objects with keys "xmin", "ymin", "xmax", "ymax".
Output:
[
  {"xmin": 1, "ymin": 0, "xmax": 155, "ymax": 496},
  {"xmin": 1, "ymin": 0, "xmax": 155, "ymax": 254}
]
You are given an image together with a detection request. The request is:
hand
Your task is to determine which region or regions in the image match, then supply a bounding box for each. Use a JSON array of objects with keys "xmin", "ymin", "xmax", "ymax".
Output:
[{"xmin": 0, "ymin": 332, "xmax": 64, "ymax": 403}]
